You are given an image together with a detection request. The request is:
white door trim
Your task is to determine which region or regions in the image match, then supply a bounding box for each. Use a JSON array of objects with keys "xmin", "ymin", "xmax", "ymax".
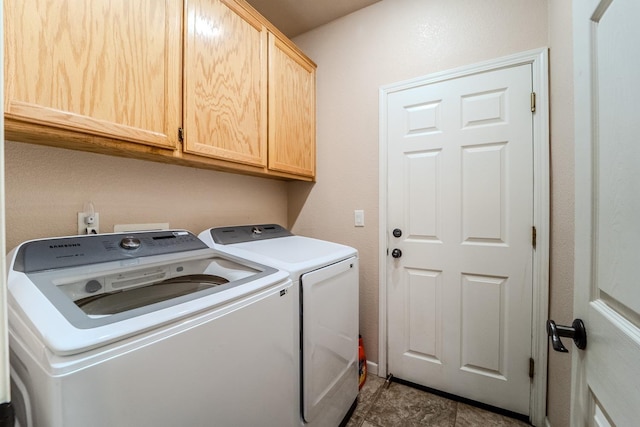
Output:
[
  {"xmin": 0, "ymin": 0, "xmax": 10, "ymax": 407},
  {"xmin": 378, "ymin": 48, "xmax": 549, "ymax": 427}
]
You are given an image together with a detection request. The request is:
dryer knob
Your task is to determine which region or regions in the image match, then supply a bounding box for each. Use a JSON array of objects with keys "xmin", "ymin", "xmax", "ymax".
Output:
[{"xmin": 120, "ymin": 237, "xmax": 141, "ymax": 250}]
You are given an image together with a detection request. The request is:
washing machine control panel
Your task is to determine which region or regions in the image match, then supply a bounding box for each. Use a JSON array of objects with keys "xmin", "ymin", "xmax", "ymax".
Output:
[
  {"xmin": 13, "ymin": 230, "xmax": 209, "ymax": 273},
  {"xmin": 210, "ymin": 224, "xmax": 293, "ymax": 244}
]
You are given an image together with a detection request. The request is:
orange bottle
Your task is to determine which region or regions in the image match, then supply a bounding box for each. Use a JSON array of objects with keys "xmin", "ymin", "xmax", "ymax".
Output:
[{"xmin": 358, "ymin": 335, "xmax": 367, "ymax": 389}]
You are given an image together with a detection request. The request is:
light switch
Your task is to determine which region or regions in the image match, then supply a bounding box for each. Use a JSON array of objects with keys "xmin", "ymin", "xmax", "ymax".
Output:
[{"xmin": 354, "ymin": 210, "xmax": 365, "ymax": 227}]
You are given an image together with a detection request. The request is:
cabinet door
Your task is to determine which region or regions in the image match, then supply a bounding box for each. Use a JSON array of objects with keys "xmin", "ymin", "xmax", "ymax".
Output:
[
  {"xmin": 4, "ymin": 0, "xmax": 181, "ymax": 149},
  {"xmin": 184, "ymin": 0, "xmax": 267, "ymax": 167},
  {"xmin": 268, "ymin": 33, "xmax": 316, "ymax": 178}
]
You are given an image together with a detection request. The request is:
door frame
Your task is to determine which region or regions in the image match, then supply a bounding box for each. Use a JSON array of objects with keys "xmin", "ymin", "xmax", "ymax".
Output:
[
  {"xmin": 0, "ymin": 0, "xmax": 10, "ymax": 411},
  {"xmin": 378, "ymin": 48, "xmax": 549, "ymax": 426}
]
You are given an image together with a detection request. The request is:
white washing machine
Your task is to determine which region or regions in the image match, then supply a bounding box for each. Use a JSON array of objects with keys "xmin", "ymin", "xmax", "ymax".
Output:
[
  {"xmin": 6, "ymin": 230, "xmax": 296, "ymax": 427},
  {"xmin": 199, "ymin": 224, "xmax": 359, "ymax": 427}
]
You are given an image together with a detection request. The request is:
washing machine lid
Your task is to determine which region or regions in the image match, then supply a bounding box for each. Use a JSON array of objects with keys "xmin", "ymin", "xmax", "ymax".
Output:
[
  {"xmin": 7, "ymin": 230, "xmax": 289, "ymax": 355},
  {"xmin": 200, "ymin": 225, "xmax": 358, "ymax": 277}
]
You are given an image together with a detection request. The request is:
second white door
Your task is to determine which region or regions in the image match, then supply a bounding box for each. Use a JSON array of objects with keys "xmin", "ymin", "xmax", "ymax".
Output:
[
  {"xmin": 572, "ymin": 0, "xmax": 640, "ymax": 424},
  {"xmin": 386, "ymin": 63, "xmax": 534, "ymax": 415}
]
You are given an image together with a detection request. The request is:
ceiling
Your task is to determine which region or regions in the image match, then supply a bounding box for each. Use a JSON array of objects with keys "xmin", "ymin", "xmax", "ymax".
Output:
[{"xmin": 244, "ymin": 0, "xmax": 382, "ymax": 38}]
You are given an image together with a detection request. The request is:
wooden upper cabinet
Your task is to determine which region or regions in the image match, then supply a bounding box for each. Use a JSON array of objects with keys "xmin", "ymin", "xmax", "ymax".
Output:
[
  {"xmin": 183, "ymin": 0, "xmax": 267, "ymax": 167},
  {"xmin": 268, "ymin": 33, "xmax": 316, "ymax": 178},
  {"xmin": 4, "ymin": 0, "xmax": 315, "ymax": 180},
  {"xmin": 4, "ymin": 0, "xmax": 182, "ymax": 149}
]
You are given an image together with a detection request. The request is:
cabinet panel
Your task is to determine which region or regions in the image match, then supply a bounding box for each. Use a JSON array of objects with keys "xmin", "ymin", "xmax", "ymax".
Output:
[
  {"xmin": 4, "ymin": 0, "xmax": 181, "ymax": 149},
  {"xmin": 184, "ymin": 0, "xmax": 267, "ymax": 167},
  {"xmin": 268, "ymin": 34, "xmax": 316, "ymax": 178}
]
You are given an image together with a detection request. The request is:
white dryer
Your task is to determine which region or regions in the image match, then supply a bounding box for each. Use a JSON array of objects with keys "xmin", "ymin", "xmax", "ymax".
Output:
[
  {"xmin": 6, "ymin": 230, "xmax": 296, "ymax": 427},
  {"xmin": 199, "ymin": 224, "xmax": 359, "ymax": 427}
]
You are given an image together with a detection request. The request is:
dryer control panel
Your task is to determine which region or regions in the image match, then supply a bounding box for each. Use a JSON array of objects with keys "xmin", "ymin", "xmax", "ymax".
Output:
[{"xmin": 209, "ymin": 224, "xmax": 293, "ymax": 245}]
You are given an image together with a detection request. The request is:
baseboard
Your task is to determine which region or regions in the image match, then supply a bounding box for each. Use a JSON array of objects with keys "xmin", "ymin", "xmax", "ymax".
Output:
[{"xmin": 366, "ymin": 360, "xmax": 378, "ymax": 376}]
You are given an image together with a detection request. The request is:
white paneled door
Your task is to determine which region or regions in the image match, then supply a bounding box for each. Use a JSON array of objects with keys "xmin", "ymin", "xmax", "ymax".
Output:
[
  {"xmin": 386, "ymin": 64, "xmax": 534, "ymax": 415},
  {"xmin": 572, "ymin": 0, "xmax": 640, "ymax": 425}
]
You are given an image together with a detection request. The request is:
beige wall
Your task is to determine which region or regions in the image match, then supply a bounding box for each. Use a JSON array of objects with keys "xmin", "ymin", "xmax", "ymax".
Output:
[
  {"xmin": 4, "ymin": 141, "xmax": 288, "ymax": 250},
  {"xmin": 291, "ymin": 0, "xmax": 574, "ymax": 424}
]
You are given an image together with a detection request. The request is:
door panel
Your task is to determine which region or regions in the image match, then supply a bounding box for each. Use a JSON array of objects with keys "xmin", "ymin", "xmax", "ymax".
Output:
[
  {"xmin": 462, "ymin": 143, "xmax": 507, "ymax": 243},
  {"xmin": 183, "ymin": 0, "xmax": 267, "ymax": 166},
  {"xmin": 405, "ymin": 150, "xmax": 441, "ymax": 240},
  {"xmin": 387, "ymin": 64, "xmax": 533, "ymax": 415},
  {"xmin": 593, "ymin": 0, "xmax": 640, "ymax": 314},
  {"xmin": 461, "ymin": 274, "xmax": 505, "ymax": 378},
  {"xmin": 4, "ymin": 0, "xmax": 181, "ymax": 149},
  {"xmin": 573, "ymin": 0, "xmax": 640, "ymax": 425},
  {"xmin": 268, "ymin": 34, "xmax": 316, "ymax": 177}
]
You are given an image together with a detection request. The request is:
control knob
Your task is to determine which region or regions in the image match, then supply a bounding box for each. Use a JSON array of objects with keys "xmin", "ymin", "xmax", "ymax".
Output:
[{"xmin": 120, "ymin": 236, "xmax": 141, "ymax": 250}]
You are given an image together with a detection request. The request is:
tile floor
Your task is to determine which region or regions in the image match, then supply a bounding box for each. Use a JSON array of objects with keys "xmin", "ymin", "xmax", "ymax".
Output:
[{"xmin": 345, "ymin": 375, "xmax": 531, "ymax": 427}]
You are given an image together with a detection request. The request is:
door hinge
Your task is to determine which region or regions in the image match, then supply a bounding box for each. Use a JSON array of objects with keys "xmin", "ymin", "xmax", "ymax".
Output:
[
  {"xmin": 532, "ymin": 226, "xmax": 537, "ymax": 249},
  {"xmin": 529, "ymin": 357, "xmax": 535, "ymax": 379},
  {"xmin": 530, "ymin": 92, "xmax": 536, "ymax": 113},
  {"xmin": 178, "ymin": 127, "xmax": 184, "ymax": 142}
]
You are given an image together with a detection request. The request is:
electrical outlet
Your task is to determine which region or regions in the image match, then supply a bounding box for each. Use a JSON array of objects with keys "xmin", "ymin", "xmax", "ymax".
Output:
[{"xmin": 77, "ymin": 212, "xmax": 100, "ymax": 235}]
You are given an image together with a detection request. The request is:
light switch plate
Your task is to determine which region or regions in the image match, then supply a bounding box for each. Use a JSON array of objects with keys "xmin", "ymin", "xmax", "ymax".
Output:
[{"xmin": 354, "ymin": 210, "xmax": 365, "ymax": 227}]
